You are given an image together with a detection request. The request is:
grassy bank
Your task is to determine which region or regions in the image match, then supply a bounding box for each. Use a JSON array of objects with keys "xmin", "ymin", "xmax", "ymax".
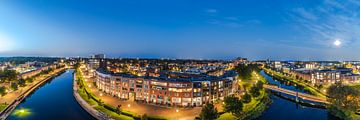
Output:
[
  {"xmin": 239, "ymin": 72, "xmax": 271, "ymax": 120},
  {"xmin": 0, "ymin": 103, "xmax": 8, "ymax": 112},
  {"xmin": 76, "ymin": 68, "xmax": 134, "ymax": 120}
]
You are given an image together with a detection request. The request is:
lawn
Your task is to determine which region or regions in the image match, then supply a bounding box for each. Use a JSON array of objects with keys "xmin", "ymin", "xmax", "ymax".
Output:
[
  {"xmin": 216, "ymin": 113, "xmax": 237, "ymax": 120},
  {"xmin": 94, "ymin": 106, "xmax": 134, "ymax": 120},
  {"xmin": 0, "ymin": 103, "xmax": 8, "ymax": 112}
]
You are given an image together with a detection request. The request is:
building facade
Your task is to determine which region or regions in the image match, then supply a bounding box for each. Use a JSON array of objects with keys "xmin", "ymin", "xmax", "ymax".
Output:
[{"xmin": 95, "ymin": 69, "xmax": 237, "ymax": 107}]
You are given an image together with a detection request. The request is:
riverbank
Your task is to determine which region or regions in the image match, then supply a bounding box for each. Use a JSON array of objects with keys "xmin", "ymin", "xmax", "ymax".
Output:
[
  {"xmin": 239, "ymin": 72, "xmax": 271, "ymax": 120},
  {"xmin": 0, "ymin": 67, "xmax": 66, "ymax": 120},
  {"xmin": 73, "ymin": 73, "xmax": 111, "ymax": 120}
]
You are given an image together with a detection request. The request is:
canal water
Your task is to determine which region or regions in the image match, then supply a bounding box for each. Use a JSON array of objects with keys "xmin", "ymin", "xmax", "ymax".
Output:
[
  {"xmin": 7, "ymin": 69, "xmax": 95, "ymax": 120},
  {"xmin": 258, "ymin": 70, "xmax": 338, "ymax": 120}
]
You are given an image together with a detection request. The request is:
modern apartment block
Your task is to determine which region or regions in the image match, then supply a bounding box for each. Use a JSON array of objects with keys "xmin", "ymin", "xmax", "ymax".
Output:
[{"xmin": 95, "ymin": 68, "xmax": 237, "ymax": 107}]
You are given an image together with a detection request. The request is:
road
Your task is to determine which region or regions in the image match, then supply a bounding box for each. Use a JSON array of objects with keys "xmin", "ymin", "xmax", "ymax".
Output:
[{"xmin": 264, "ymin": 85, "xmax": 329, "ymax": 104}]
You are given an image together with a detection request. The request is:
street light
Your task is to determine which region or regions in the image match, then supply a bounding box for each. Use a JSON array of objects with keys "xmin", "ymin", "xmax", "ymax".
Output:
[
  {"xmin": 128, "ymin": 104, "xmax": 131, "ymax": 108},
  {"xmin": 100, "ymin": 93, "xmax": 103, "ymax": 96},
  {"xmin": 176, "ymin": 109, "xmax": 179, "ymax": 113}
]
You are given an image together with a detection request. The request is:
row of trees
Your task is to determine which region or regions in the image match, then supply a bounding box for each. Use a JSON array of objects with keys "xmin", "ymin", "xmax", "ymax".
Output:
[
  {"xmin": 0, "ymin": 67, "xmax": 54, "ymax": 97},
  {"xmin": 0, "ymin": 70, "xmax": 18, "ymax": 82},
  {"xmin": 199, "ymin": 85, "xmax": 267, "ymax": 120},
  {"xmin": 234, "ymin": 64, "xmax": 260, "ymax": 81},
  {"xmin": 198, "ymin": 95, "xmax": 246, "ymax": 120}
]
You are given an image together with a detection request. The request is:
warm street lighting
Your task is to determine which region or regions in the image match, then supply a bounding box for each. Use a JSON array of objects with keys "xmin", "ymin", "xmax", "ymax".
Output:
[
  {"xmin": 88, "ymin": 85, "xmax": 91, "ymax": 88},
  {"xmin": 176, "ymin": 109, "xmax": 179, "ymax": 113},
  {"xmin": 128, "ymin": 104, "xmax": 131, "ymax": 108},
  {"xmin": 100, "ymin": 93, "xmax": 103, "ymax": 96}
]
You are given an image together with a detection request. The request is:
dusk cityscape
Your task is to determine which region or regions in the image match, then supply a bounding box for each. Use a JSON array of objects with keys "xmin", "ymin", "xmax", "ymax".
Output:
[{"xmin": 0, "ymin": 1, "xmax": 360, "ymax": 120}]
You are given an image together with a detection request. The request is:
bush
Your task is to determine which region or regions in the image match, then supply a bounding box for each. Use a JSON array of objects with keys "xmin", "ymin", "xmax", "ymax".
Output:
[
  {"xmin": 18, "ymin": 79, "xmax": 26, "ymax": 87},
  {"xmin": 242, "ymin": 93, "xmax": 252, "ymax": 103},
  {"xmin": 26, "ymin": 78, "xmax": 34, "ymax": 83},
  {"xmin": 199, "ymin": 103, "xmax": 218, "ymax": 120},
  {"xmin": 250, "ymin": 87, "xmax": 261, "ymax": 98},
  {"xmin": 224, "ymin": 95, "xmax": 243, "ymax": 117},
  {"xmin": 0, "ymin": 86, "xmax": 6, "ymax": 96},
  {"xmin": 142, "ymin": 114, "xmax": 148, "ymax": 120},
  {"xmin": 11, "ymin": 83, "xmax": 18, "ymax": 91},
  {"xmin": 94, "ymin": 106, "xmax": 134, "ymax": 120}
]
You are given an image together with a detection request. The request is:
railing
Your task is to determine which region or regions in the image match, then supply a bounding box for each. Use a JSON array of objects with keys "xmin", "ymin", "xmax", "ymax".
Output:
[{"xmin": 264, "ymin": 84, "xmax": 329, "ymax": 104}]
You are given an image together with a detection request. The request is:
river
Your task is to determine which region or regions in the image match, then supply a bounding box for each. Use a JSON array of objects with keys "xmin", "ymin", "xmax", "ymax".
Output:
[
  {"xmin": 6, "ymin": 69, "xmax": 340, "ymax": 120},
  {"xmin": 258, "ymin": 70, "xmax": 339, "ymax": 120},
  {"xmin": 7, "ymin": 69, "xmax": 95, "ymax": 120}
]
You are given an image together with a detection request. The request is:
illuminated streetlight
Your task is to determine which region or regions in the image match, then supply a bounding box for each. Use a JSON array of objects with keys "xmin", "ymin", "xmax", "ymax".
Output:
[
  {"xmin": 100, "ymin": 93, "xmax": 103, "ymax": 96},
  {"xmin": 176, "ymin": 109, "xmax": 179, "ymax": 113},
  {"xmin": 128, "ymin": 104, "xmax": 131, "ymax": 108}
]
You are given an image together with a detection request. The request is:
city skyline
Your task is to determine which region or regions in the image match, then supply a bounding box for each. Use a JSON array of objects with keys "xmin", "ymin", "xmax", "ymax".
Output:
[{"xmin": 1, "ymin": 0, "xmax": 360, "ymax": 60}]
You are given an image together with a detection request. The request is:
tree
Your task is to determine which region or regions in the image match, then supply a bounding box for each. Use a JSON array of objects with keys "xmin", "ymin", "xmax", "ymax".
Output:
[
  {"xmin": 11, "ymin": 83, "xmax": 18, "ymax": 91},
  {"xmin": 0, "ymin": 70, "xmax": 18, "ymax": 82},
  {"xmin": 242, "ymin": 93, "xmax": 252, "ymax": 103},
  {"xmin": 141, "ymin": 114, "xmax": 149, "ymax": 120},
  {"xmin": 0, "ymin": 86, "xmax": 6, "ymax": 96},
  {"xmin": 18, "ymin": 78, "xmax": 26, "ymax": 87},
  {"xmin": 250, "ymin": 86, "xmax": 261, "ymax": 98},
  {"xmin": 327, "ymin": 83, "xmax": 360, "ymax": 111},
  {"xmin": 199, "ymin": 103, "xmax": 218, "ymax": 120},
  {"xmin": 250, "ymin": 81, "xmax": 264, "ymax": 98},
  {"xmin": 26, "ymin": 77, "xmax": 34, "ymax": 83},
  {"xmin": 116, "ymin": 105, "xmax": 122, "ymax": 115},
  {"xmin": 224, "ymin": 95, "xmax": 243, "ymax": 116}
]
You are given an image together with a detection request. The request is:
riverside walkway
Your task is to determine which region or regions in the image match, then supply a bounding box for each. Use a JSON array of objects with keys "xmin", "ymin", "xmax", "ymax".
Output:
[{"xmin": 264, "ymin": 85, "xmax": 329, "ymax": 104}]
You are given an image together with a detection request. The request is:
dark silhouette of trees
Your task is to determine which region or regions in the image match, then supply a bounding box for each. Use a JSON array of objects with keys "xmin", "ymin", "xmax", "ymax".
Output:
[
  {"xmin": 224, "ymin": 95, "xmax": 243, "ymax": 116},
  {"xmin": 242, "ymin": 93, "xmax": 252, "ymax": 103},
  {"xmin": 199, "ymin": 103, "xmax": 218, "ymax": 120},
  {"xmin": 0, "ymin": 86, "xmax": 6, "ymax": 96}
]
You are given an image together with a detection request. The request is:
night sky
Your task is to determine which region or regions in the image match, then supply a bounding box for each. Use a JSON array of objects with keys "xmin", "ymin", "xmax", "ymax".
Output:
[{"xmin": 0, "ymin": 0, "xmax": 359, "ymax": 60}]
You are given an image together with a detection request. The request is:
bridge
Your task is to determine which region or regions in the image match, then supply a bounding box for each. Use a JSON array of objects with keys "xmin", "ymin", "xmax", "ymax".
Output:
[{"xmin": 264, "ymin": 85, "xmax": 329, "ymax": 104}]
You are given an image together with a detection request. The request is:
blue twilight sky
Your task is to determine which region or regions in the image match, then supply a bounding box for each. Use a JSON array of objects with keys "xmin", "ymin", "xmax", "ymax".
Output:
[{"xmin": 0, "ymin": 0, "xmax": 359, "ymax": 60}]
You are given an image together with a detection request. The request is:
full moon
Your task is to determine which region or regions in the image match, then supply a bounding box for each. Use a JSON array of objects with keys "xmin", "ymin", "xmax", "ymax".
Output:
[{"xmin": 334, "ymin": 39, "xmax": 341, "ymax": 47}]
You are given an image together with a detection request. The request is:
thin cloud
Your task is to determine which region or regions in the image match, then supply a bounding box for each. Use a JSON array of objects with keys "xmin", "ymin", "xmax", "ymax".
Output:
[
  {"xmin": 291, "ymin": 0, "xmax": 360, "ymax": 49},
  {"xmin": 205, "ymin": 9, "xmax": 218, "ymax": 14}
]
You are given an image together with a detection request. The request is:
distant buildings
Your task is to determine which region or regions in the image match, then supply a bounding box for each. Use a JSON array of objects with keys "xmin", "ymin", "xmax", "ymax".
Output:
[
  {"xmin": 91, "ymin": 54, "xmax": 106, "ymax": 59},
  {"xmin": 266, "ymin": 61, "xmax": 360, "ymax": 85}
]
